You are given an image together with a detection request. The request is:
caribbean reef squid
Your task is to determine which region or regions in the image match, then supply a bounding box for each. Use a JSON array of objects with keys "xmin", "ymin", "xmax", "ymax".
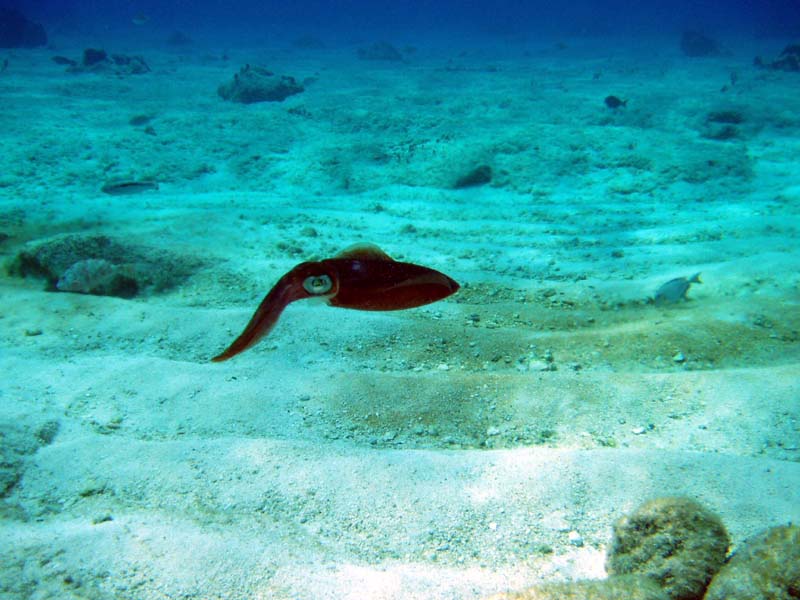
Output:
[{"xmin": 212, "ymin": 244, "xmax": 459, "ymax": 361}]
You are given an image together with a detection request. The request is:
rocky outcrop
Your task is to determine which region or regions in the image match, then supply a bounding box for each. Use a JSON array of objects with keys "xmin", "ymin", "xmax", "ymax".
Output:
[
  {"xmin": 754, "ymin": 43, "xmax": 800, "ymax": 72},
  {"xmin": 218, "ymin": 65, "xmax": 304, "ymax": 104},
  {"xmin": 56, "ymin": 48, "xmax": 151, "ymax": 75},
  {"xmin": 9, "ymin": 234, "xmax": 204, "ymax": 298}
]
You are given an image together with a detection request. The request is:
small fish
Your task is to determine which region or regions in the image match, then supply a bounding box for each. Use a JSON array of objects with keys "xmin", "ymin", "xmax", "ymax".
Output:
[
  {"xmin": 604, "ymin": 95, "xmax": 627, "ymax": 109},
  {"xmin": 132, "ymin": 14, "xmax": 150, "ymax": 26},
  {"xmin": 655, "ymin": 273, "xmax": 702, "ymax": 304},
  {"xmin": 101, "ymin": 181, "xmax": 159, "ymax": 195},
  {"xmin": 51, "ymin": 56, "xmax": 77, "ymax": 66},
  {"xmin": 0, "ymin": 58, "xmax": 8, "ymax": 74},
  {"xmin": 128, "ymin": 114, "xmax": 154, "ymax": 126}
]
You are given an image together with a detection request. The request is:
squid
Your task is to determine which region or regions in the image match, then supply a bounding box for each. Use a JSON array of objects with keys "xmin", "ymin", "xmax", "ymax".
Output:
[{"xmin": 212, "ymin": 244, "xmax": 459, "ymax": 361}]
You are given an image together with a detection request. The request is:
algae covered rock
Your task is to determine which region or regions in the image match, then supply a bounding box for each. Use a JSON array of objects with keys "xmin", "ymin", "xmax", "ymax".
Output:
[
  {"xmin": 704, "ymin": 525, "xmax": 800, "ymax": 600},
  {"xmin": 218, "ymin": 65, "xmax": 304, "ymax": 104},
  {"xmin": 606, "ymin": 497, "xmax": 729, "ymax": 600},
  {"xmin": 9, "ymin": 234, "xmax": 204, "ymax": 298},
  {"xmin": 485, "ymin": 574, "xmax": 668, "ymax": 600}
]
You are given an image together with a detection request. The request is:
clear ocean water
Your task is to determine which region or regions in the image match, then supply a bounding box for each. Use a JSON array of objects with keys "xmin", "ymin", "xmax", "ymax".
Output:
[{"xmin": 1, "ymin": 1, "xmax": 799, "ymax": 598}]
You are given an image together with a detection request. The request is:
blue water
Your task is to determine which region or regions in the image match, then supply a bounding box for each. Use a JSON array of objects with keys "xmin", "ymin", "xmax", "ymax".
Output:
[{"xmin": 10, "ymin": 0, "xmax": 800, "ymax": 42}]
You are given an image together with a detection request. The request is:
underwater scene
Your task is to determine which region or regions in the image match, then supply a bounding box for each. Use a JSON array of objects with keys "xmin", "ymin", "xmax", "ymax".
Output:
[{"xmin": 1, "ymin": 0, "xmax": 799, "ymax": 598}]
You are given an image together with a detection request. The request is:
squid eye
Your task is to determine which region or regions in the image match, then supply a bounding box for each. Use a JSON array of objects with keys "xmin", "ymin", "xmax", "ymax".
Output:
[{"xmin": 303, "ymin": 274, "xmax": 333, "ymax": 295}]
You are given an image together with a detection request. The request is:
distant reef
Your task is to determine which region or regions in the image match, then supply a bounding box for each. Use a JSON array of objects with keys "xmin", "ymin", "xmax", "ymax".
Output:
[
  {"xmin": 680, "ymin": 30, "xmax": 721, "ymax": 57},
  {"xmin": 0, "ymin": 8, "xmax": 47, "ymax": 48},
  {"xmin": 52, "ymin": 48, "xmax": 151, "ymax": 76},
  {"xmin": 357, "ymin": 41, "xmax": 403, "ymax": 61},
  {"xmin": 754, "ymin": 43, "xmax": 800, "ymax": 72}
]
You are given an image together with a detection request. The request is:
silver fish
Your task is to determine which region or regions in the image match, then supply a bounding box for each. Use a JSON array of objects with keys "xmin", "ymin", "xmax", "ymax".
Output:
[
  {"xmin": 655, "ymin": 273, "xmax": 702, "ymax": 304},
  {"xmin": 101, "ymin": 181, "xmax": 159, "ymax": 195}
]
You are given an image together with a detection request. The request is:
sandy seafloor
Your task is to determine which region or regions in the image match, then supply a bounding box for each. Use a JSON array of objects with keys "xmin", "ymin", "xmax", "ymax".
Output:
[{"xmin": 0, "ymin": 33, "xmax": 799, "ymax": 599}]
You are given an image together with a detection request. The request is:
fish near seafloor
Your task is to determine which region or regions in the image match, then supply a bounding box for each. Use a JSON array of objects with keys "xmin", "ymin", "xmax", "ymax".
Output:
[
  {"xmin": 51, "ymin": 56, "xmax": 77, "ymax": 66},
  {"xmin": 604, "ymin": 95, "xmax": 627, "ymax": 109},
  {"xmin": 101, "ymin": 181, "xmax": 159, "ymax": 195},
  {"xmin": 655, "ymin": 273, "xmax": 702, "ymax": 304}
]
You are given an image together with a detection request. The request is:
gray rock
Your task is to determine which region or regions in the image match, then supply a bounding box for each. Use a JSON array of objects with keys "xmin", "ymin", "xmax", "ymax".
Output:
[{"xmin": 218, "ymin": 65, "xmax": 304, "ymax": 104}]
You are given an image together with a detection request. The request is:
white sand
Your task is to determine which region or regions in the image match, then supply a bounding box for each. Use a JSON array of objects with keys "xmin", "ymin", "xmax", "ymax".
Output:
[{"xmin": 1, "ymin": 36, "xmax": 799, "ymax": 599}]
